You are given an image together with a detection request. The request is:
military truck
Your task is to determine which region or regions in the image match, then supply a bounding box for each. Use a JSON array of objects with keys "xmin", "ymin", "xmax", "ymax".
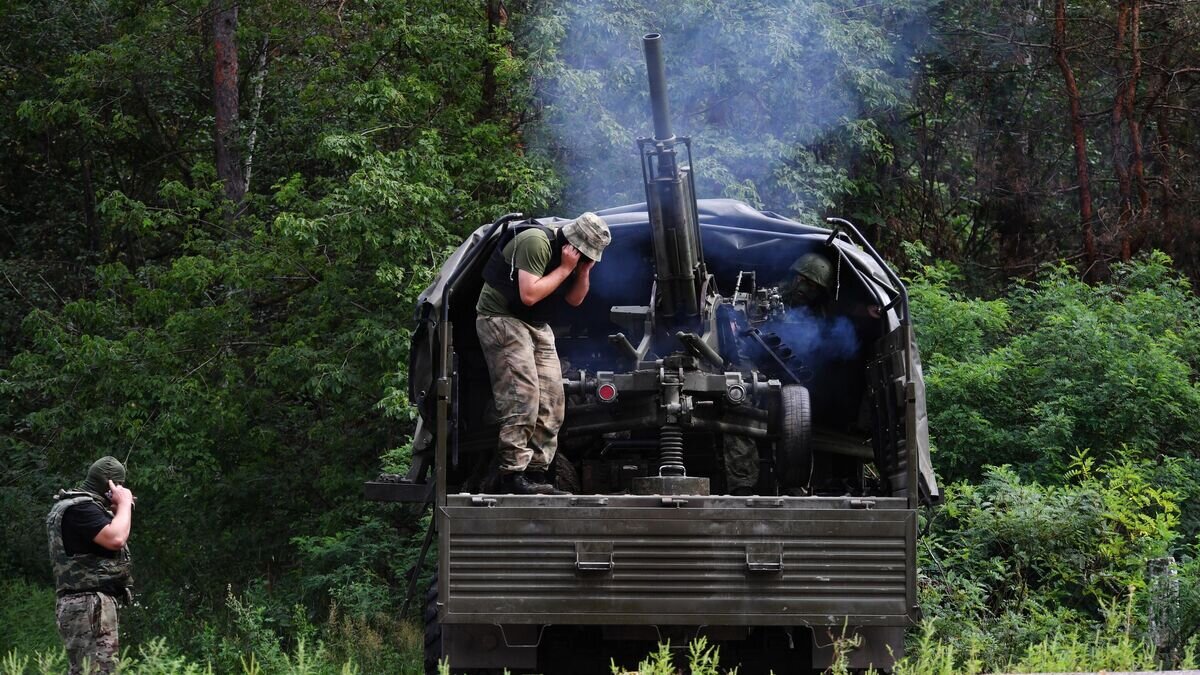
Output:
[{"xmin": 367, "ymin": 33, "xmax": 940, "ymax": 674}]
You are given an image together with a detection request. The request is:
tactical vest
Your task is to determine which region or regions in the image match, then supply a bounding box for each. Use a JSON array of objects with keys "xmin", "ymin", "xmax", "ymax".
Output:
[
  {"xmin": 46, "ymin": 490, "xmax": 133, "ymax": 596},
  {"xmin": 481, "ymin": 224, "xmax": 565, "ymax": 325}
]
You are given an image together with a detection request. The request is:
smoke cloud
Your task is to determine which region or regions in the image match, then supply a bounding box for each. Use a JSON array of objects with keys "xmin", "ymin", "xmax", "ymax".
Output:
[
  {"xmin": 764, "ymin": 305, "xmax": 862, "ymax": 370},
  {"xmin": 525, "ymin": 0, "xmax": 934, "ymax": 220}
]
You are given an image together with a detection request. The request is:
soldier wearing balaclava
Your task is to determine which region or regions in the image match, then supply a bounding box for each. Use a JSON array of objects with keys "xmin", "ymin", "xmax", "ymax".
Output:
[{"xmin": 46, "ymin": 456, "xmax": 136, "ymax": 674}]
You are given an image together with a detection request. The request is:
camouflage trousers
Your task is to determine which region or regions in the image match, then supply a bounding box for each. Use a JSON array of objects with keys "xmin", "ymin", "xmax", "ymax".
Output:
[
  {"xmin": 56, "ymin": 592, "xmax": 119, "ymax": 675},
  {"xmin": 724, "ymin": 434, "xmax": 759, "ymax": 493},
  {"xmin": 476, "ymin": 315, "xmax": 564, "ymax": 473}
]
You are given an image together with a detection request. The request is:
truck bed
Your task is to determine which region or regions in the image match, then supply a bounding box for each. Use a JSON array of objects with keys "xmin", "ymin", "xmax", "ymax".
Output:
[{"xmin": 437, "ymin": 494, "xmax": 917, "ymax": 627}]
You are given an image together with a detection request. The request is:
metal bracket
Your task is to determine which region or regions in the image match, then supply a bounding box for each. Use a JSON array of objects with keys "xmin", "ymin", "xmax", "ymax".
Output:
[
  {"xmin": 743, "ymin": 497, "xmax": 785, "ymax": 508},
  {"xmin": 575, "ymin": 541, "xmax": 614, "ymax": 573},
  {"xmin": 746, "ymin": 542, "xmax": 784, "ymax": 573}
]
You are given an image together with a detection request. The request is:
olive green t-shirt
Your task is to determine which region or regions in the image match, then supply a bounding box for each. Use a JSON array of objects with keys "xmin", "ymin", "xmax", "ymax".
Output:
[{"xmin": 476, "ymin": 227, "xmax": 556, "ymax": 317}]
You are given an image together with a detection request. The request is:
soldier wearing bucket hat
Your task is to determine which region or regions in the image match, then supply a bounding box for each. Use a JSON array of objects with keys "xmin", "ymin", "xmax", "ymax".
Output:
[
  {"xmin": 476, "ymin": 212, "xmax": 612, "ymax": 495},
  {"xmin": 560, "ymin": 212, "xmax": 611, "ymax": 262}
]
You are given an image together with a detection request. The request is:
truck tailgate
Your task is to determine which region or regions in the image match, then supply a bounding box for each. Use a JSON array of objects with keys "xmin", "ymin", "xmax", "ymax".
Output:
[{"xmin": 438, "ymin": 495, "xmax": 917, "ymax": 626}]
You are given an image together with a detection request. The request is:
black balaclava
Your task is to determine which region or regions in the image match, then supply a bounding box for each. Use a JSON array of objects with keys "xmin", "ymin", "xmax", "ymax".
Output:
[{"xmin": 81, "ymin": 456, "xmax": 127, "ymax": 500}]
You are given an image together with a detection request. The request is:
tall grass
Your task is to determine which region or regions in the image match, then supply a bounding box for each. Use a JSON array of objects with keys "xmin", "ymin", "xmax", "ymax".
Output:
[
  {"xmin": 6, "ymin": 616, "xmax": 1197, "ymax": 674},
  {"xmin": 2, "ymin": 639, "xmax": 369, "ymax": 675},
  {"xmin": 0, "ymin": 586, "xmax": 424, "ymax": 675},
  {"xmin": 0, "ymin": 580, "xmax": 59, "ymax": 655},
  {"xmin": 6, "ymin": 629, "xmax": 1197, "ymax": 675},
  {"xmin": 891, "ymin": 621, "xmax": 1189, "ymax": 675}
]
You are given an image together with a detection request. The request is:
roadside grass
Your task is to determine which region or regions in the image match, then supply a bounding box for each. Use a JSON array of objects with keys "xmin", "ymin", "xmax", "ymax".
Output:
[
  {"xmin": 892, "ymin": 621, "xmax": 1200, "ymax": 675},
  {"xmin": 1, "ymin": 638, "xmax": 414, "ymax": 675},
  {"xmin": 5, "ymin": 621, "xmax": 1199, "ymax": 674}
]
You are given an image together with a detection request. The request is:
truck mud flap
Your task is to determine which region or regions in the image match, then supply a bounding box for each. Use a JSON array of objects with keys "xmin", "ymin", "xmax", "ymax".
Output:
[{"xmin": 437, "ymin": 495, "xmax": 917, "ymax": 627}]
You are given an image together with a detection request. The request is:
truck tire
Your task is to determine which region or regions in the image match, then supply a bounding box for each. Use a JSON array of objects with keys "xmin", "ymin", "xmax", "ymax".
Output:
[
  {"xmin": 424, "ymin": 572, "xmax": 441, "ymax": 675},
  {"xmin": 551, "ymin": 452, "xmax": 581, "ymax": 493},
  {"xmin": 776, "ymin": 384, "xmax": 813, "ymax": 489}
]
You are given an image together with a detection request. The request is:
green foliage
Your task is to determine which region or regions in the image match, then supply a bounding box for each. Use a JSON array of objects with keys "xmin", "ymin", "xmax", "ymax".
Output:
[
  {"xmin": 0, "ymin": 581, "xmax": 58, "ymax": 656},
  {"xmin": 892, "ymin": 618, "xmax": 1172, "ymax": 675},
  {"xmin": 612, "ymin": 638, "xmax": 734, "ymax": 675},
  {"xmin": 910, "ymin": 251, "xmax": 1200, "ymax": 667},
  {"xmin": 1, "ymin": 649, "xmax": 65, "ymax": 675},
  {"xmin": 919, "ymin": 457, "xmax": 1183, "ymax": 668},
  {"xmin": 4, "ymin": 0, "xmax": 1200, "ymax": 670},
  {"xmin": 910, "ymin": 253, "xmax": 1200, "ymax": 482},
  {"xmin": 612, "ymin": 641, "xmax": 676, "ymax": 675},
  {"xmin": 2, "ymin": 636, "xmax": 387, "ymax": 675},
  {"xmin": 908, "ymin": 1, "xmax": 1200, "ymax": 273},
  {"xmin": 1, "ymin": 0, "xmax": 552, "ymax": 662}
]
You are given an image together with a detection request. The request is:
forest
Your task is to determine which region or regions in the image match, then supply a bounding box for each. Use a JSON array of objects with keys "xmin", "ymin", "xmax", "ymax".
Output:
[{"xmin": 2, "ymin": 0, "xmax": 1200, "ymax": 672}]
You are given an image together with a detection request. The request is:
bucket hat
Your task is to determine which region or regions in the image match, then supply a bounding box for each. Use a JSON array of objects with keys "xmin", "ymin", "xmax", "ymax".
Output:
[{"xmin": 561, "ymin": 212, "xmax": 612, "ymax": 262}]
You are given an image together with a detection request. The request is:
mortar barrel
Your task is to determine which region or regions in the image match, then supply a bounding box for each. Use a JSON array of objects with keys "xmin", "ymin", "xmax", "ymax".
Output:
[{"xmin": 642, "ymin": 33, "xmax": 674, "ymax": 142}]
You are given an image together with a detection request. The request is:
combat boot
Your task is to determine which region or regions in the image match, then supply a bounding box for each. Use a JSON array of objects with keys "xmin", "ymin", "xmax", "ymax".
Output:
[
  {"xmin": 502, "ymin": 471, "xmax": 564, "ymax": 496},
  {"xmin": 526, "ymin": 469, "xmax": 571, "ymax": 496}
]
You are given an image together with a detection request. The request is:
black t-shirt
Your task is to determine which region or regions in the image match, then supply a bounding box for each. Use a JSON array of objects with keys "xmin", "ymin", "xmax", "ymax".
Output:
[{"xmin": 61, "ymin": 500, "xmax": 118, "ymax": 558}]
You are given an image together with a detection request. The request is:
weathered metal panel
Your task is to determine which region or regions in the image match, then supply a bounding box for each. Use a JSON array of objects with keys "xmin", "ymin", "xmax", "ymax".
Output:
[
  {"xmin": 439, "ymin": 496, "xmax": 916, "ymax": 627},
  {"xmin": 363, "ymin": 480, "xmax": 428, "ymax": 502}
]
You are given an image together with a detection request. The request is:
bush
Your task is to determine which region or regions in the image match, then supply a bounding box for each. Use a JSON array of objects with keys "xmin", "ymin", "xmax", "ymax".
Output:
[
  {"xmin": 918, "ymin": 454, "xmax": 1181, "ymax": 669},
  {"xmin": 909, "ymin": 252, "xmax": 1200, "ymax": 483},
  {"xmin": 0, "ymin": 580, "xmax": 58, "ymax": 656},
  {"xmin": 893, "ymin": 617, "xmax": 1191, "ymax": 675}
]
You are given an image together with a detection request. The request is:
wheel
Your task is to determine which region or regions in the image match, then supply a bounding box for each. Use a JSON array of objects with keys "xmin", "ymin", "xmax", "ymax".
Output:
[
  {"xmin": 423, "ymin": 572, "xmax": 442, "ymax": 675},
  {"xmin": 776, "ymin": 384, "xmax": 813, "ymax": 489},
  {"xmin": 551, "ymin": 452, "xmax": 581, "ymax": 493}
]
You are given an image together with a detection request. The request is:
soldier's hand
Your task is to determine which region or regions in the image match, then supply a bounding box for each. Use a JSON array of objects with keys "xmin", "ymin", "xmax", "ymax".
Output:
[
  {"xmin": 108, "ymin": 480, "xmax": 135, "ymax": 509},
  {"xmin": 560, "ymin": 244, "xmax": 581, "ymax": 271},
  {"xmin": 578, "ymin": 258, "xmax": 596, "ymax": 274}
]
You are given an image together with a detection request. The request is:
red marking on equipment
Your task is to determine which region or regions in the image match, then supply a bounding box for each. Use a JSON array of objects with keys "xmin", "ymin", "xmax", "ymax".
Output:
[{"xmin": 597, "ymin": 383, "xmax": 618, "ymax": 402}]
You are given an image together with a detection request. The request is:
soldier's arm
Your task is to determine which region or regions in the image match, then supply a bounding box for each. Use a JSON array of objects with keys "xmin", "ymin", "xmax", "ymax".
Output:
[
  {"xmin": 517, "ymin": 245, "xmax": 581, "ymax": 306},
  {"xmin": 564, "ymin": 259, "xmax": 594, "ymax": 306},
  {"xmin": 94, "ymin": 480, "xmax": 134, "ymax": 551}
]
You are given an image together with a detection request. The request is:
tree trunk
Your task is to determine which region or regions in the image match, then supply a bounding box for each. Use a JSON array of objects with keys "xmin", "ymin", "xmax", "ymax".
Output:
[
  {"xmin": 1126, "ymin": 0, "xmax": 1150, "ymax": 252},
  {"xmin": 1053, "ymin": 0, "xmax": 1097, "ymax": 277},
  {"xmin": 243, "ymin": 36, "xmax": 269, "ymax": 196},
  {"xmin": 1154, "ymin": 81, "xmax": 1173, "ymax": 245},
  {"xmin": 81, "ymin": 149, "xmax": 98, "ymax": 252},
  {"xmin": 213, "ymin": 1, "xmax": 244, "ymax": 207},
  {"xmin": 1112, "ymin": 1, "xmax": 1134, "ymax": 261},
  {"xmin": 479, "ymin": 0, "xmax": 507, "ymax": 121}
]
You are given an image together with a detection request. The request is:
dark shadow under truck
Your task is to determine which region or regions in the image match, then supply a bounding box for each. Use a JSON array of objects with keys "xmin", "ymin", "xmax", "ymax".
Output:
[{"xmin": 367, "ymin": 33, "xmax": 941, "ymax": 674}]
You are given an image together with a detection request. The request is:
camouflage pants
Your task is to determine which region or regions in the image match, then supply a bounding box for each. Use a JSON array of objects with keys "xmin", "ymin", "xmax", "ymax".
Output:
[
  {"xmin": 724, "ymin": 434, "xmax": 759, "ymax": 493},
  {"xmin": 476, "ymin": 315, "xmax": 565, "ymax": 473},
  {"xmin": 56, "ymin": 592, "xmax": 119, "ymax": 675}
]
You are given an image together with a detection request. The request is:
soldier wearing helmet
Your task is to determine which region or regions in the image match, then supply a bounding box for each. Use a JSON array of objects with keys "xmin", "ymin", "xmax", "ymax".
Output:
[
  {"xmin": 725, "ymin": 249, "xmax": 874, "ymax": 496},
  {"xmin": 780, "ymin": 251, "xmax": 836, "ymax": 309}
]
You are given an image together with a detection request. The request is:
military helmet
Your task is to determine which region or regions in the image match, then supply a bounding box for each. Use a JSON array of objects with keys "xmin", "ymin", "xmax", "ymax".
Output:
[{"xmin": 789, "ymin": 252, "xmax": 835, "ymax": 290}]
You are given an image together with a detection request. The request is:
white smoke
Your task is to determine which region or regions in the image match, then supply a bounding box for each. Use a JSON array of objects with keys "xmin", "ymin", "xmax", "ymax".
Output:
[{"xmin": 525, "ymin": 0, "xmax": 934, "ymax": 219}]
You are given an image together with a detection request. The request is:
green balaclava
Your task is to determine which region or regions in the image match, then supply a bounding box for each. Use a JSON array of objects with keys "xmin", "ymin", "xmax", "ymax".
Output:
[{"xmin": 81, "ymin": 456, "xmax": 127, "ymax": 500}]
